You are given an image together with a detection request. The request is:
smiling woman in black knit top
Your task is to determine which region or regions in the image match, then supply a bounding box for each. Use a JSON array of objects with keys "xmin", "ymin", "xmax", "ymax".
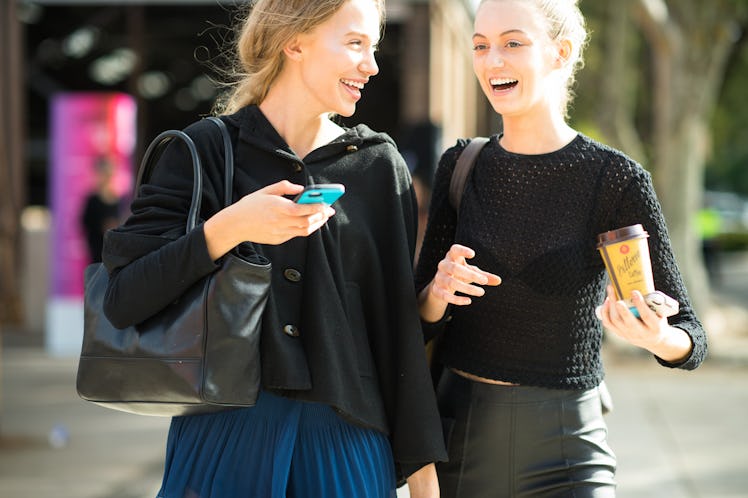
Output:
[{"xmin": 414, "ymin": 0, "xmax": 707, "ymax": 496}]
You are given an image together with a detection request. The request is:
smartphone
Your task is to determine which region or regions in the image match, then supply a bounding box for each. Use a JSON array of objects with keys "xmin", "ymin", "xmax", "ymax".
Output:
[
  {"xmin": 294, "ymin": 184, "xmax": 345, "ymax": 205},
  {"xmin": 643, "ymin": 291, "xmax": 679, "ymax": 318},
  {"xmin": 596, "ymin": 291, "xmax": 679, "ymax": 320},
  {"xmin": 628, "ymin": 291, "xmax": 679, "ymax": 318}
]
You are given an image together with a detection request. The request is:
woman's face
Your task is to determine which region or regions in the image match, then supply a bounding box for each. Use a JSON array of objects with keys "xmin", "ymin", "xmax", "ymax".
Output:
[
  {"xmin": 294, "ymin": 0, "xmax": 381, "ymax": 118},
  {"xmin": 472, "ymin": 0, "xmax": 563, "ymax": 120}
]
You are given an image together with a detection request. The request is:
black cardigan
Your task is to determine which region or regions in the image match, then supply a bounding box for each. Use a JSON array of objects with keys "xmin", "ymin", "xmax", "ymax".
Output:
[{"xmin": 102, "ymin": 105, "xmax": 447, "ymax": 475}]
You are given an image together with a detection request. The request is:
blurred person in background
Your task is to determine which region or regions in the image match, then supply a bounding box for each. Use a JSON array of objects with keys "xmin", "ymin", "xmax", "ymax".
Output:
[
  {"xmin": 401, "ymin": 121, "xmax": 441, "ymax": 263},
  {"xmin": 80, "ymin": 156, "xmax": 123, "ymax": 263}
]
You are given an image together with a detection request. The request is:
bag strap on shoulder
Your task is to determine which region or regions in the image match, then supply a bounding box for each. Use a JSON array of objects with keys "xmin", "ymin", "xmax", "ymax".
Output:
[
  {"xmin": 205, "ymin": 116, "xmax": 233, "ymax": 208},
  {"xmin": 448, "ymin": 137, "xmax": 489, "ymax": 213},
  {"xmin": 133, "ymin": 117, "xmax": 234, "ymax": 234}
]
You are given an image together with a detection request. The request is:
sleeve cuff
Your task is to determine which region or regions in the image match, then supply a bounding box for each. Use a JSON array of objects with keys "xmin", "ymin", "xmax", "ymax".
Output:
[
  {"xmin": 653, "ymin": 326, "xmax": 700, "ymax": 369},
  {"xmin": 192, "ymin": 223, "xmax": 222, "ymax": 272},
  {"xmin": 421, "ymin": 305, "xmax": 453, "ymax": 343},
  {"xmin": 396, "ymin": 462, "xmax": 432, "ymax": 487}
]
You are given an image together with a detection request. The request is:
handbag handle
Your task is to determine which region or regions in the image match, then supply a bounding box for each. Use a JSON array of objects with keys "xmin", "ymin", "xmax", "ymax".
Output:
[
  {"xmin": 208, "ymin": 116, "xmax": 234, "ymax": 210},
  {"xmin": 134, "ymin": 117, "xmax": 233, "ymax": 234}
]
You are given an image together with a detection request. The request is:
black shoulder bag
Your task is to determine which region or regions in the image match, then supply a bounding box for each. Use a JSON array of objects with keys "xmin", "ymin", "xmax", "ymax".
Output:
[{"xmin": 76, "ymin": 116, "xmax": 271, "ymax": 417}]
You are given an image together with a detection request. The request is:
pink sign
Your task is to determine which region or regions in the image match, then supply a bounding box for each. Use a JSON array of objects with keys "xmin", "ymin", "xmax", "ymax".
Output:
[{"xmin": 49, "ymin": 92, "xmax": 136, "ymax": 297}]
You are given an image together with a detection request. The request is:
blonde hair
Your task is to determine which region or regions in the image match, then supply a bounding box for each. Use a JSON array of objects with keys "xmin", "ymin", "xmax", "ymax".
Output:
[
  {"xmin": 216, "ymin": 0, "xmax": 385, "ymax": 115},
  {"xmin": 479, "ymin": 0, "xmax": 588, "ymax": 117}
]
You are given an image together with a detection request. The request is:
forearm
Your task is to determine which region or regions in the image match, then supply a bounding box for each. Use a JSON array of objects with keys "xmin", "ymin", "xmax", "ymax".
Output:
[
  {"xmin": 103, "ymin": 227, "xmax": 218, "ymax": 328},
  {"xmin": 406, "ymin": 463, "xmax": 439, "ymax": 498}
]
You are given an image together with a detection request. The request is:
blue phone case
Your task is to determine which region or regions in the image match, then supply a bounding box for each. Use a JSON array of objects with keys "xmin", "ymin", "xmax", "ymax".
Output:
[{"xmin": 294, "ymin": 184, "xmax": 345, "ymax": 204}]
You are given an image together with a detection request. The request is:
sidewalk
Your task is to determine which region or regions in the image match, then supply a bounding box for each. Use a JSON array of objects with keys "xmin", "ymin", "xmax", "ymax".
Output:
[
  {"xmin": 0, "ymin": 347, "xmax": 169, "ymax": 498},
  {"xmin": 2, "ymin": 344, "xmax": 748, "ymax": 498},
  {"xmin": 1, "ymin": 253, "xmax": 747, "ymax": 497},
  {"xmin": 604, "ymin": 346, "xmax": 748, "ymax": 497}
]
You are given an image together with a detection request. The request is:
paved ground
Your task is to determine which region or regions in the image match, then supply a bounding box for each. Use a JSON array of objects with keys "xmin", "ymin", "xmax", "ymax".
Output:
[
  {"xmin": 1, "ymin": 251, "xmax": 746, "ymax": 498},
  {"xmin": 2, "ymin": 346, "xmax": 747, "ymax": 498}
]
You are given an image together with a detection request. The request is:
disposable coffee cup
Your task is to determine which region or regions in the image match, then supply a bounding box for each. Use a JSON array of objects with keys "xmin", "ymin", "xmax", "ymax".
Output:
[{"xmin": 597, "ymin": 224, "xmax": 655, "ymax": 305}]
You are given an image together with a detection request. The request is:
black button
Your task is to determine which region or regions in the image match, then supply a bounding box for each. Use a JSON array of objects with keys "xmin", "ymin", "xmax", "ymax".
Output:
[
  {"xmin": 283, "ymin": 324, "xmax": 300, "ymax": 337},
  {"xmin": 283, "ymin": 268, "xmax": 302, "ymax": 282}
]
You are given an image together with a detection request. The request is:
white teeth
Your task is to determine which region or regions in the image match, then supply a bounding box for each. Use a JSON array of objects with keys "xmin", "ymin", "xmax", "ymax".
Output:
[
  {"xmin": 490, "ymin": 78, "xmax": 517, "ymax": 86},
  {"xmin": 341, "ymin": 79, "xmax": 364, "ymax": 89}
]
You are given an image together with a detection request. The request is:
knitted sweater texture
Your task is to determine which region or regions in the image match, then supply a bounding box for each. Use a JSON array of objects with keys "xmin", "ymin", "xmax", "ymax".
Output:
[{"xmin": 415, "ymin": 134, "xmax": 707, "ymax": 389}]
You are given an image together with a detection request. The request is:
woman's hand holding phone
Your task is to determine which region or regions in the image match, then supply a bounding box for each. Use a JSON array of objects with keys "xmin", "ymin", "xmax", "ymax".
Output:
[{"xmin": 203, "ymin": 181, "xmax": 337, "ymax": 258}]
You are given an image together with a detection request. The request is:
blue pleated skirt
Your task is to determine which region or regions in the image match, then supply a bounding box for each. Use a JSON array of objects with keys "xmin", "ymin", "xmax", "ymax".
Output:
[{"xmin": 156, "ymin": 391, "xmax": 397, "ymax": 498}]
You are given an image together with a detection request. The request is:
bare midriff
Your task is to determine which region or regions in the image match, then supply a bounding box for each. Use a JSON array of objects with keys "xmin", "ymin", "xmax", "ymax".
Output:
[{"xmin": 452, "ymin": 368, "xmax": 519, "ymax": 386}]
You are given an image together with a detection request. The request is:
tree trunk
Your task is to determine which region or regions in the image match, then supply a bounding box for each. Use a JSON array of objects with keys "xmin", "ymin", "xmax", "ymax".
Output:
[
  {"xmin": 0, "ymin": 0, "xmax": 26, "ymax": 436},
  {"xmin": 598, "ymin": 0, "xmax": 646, "ymax": 163},
  {"xmin": 0, "ymin": 0, "xmax": 25, "ymax": 327},
  {"xmin": 631, "ymin": 0, "xmax": 742, "ymax": 313}
]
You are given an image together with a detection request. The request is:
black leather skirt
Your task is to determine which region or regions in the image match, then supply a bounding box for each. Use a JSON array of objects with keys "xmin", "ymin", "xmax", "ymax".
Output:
[{"xmin": 436, "ymin": 369, "xmax": 617, "ymax": 498}]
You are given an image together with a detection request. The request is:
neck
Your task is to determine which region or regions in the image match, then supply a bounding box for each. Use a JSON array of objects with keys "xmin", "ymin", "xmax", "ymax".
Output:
[
  {"xmin": 259, "ymin": 76, "xmax": 343, "ymax": 159},
  {"xmin": 499, "ymin": 109, "xmax": 577, "ymax": 155}
]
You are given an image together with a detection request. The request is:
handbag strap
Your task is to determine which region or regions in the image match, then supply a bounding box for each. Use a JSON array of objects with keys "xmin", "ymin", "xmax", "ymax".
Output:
[
  {"xmin": 448, "ymin": 137, "xmax": 489, "ymax": 213},
  {"xmin": 134, "ymin": 117, "xmax": 234, "ymax": 234},
  {"xmin": 205, "ymin": 116, "xmax": 234, "ymax": 209}
]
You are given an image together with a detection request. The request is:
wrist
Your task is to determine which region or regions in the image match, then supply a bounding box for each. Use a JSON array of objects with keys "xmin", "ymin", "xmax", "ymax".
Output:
[
  {"xmin": 203, "ymin": 209, "xmax": 240, "ymax": 260},
  {"xmin": 418, "ymin": 282, "xmax": 448, "ymax": 323},
  {"xmin": 646, "ymin": 325, "xmax": 693, "ymax": 364}
]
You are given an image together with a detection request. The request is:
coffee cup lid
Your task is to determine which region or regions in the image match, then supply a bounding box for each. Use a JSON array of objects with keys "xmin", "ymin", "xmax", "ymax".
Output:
[{"xmin": 597, "ymin": 224, "xmax": 648, "ymax": 246}]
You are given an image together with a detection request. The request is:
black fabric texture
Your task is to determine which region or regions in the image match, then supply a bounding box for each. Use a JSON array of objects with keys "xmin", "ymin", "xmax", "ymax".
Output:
[{"xmin": 414, "ymin": 134, "xmax": 708, "ymax": 389}]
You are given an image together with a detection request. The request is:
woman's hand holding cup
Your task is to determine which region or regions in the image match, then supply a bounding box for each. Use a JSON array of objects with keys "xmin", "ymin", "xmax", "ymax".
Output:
[{"xmin": 597, "ymin": 285, "xmax": 692, "ymax": 363}]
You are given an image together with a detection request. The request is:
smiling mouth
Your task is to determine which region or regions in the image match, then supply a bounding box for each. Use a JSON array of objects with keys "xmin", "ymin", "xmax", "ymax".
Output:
[
  {"xmin": 490, "ymin": 77, "xmax": 518, "ymax": 91},
  {"xmin": 341, "ymin": 79, "xmax": 364, "ymax": 90}
]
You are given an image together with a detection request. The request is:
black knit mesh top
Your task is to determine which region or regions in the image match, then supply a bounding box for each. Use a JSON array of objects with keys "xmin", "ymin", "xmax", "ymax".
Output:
[{"xmin": 415, "ymin": 134, "xmax": 708, "ymax": 389}]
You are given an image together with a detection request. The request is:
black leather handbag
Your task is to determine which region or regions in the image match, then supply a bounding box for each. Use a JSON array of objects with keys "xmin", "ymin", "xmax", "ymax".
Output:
[{"xmin": 76, "ymin": 116, "xmax": 271, "ymax": 416}]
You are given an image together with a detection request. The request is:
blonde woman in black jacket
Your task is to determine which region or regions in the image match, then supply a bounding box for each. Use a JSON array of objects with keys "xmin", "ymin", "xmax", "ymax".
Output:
[{"xmin": 102, "ymin": 1, "xmax": 446, "ymax": 497}]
